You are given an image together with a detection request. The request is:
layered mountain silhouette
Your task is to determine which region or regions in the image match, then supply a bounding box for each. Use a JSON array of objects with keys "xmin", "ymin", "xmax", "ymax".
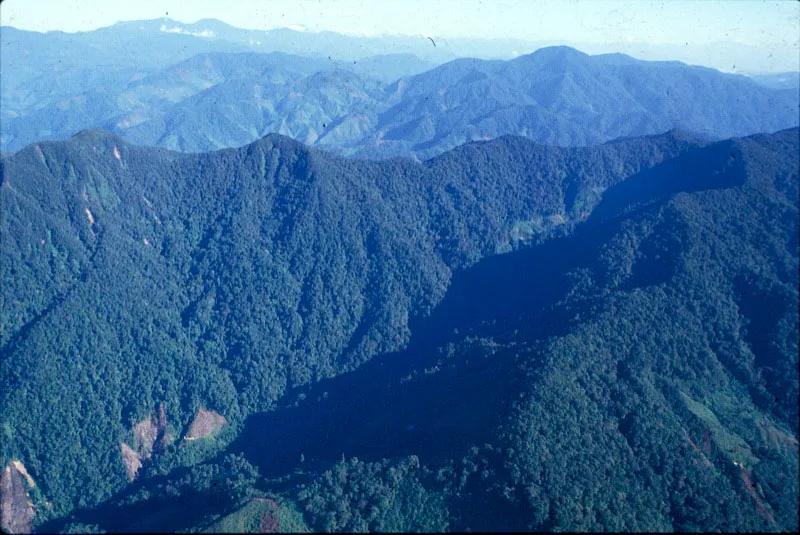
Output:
[
  {"xmin": 2, "ymin": 39, "xmax": 797, "ymax": 156},
  {"xmin": 363, "ymin": 47, "xmax": 798, "ymax": 157}
]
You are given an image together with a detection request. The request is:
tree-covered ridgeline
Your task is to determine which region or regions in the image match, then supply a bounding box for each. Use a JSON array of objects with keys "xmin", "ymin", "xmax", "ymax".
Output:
[
  {"xmin": 3, "ymin": 45, "xmax": 798, "ymax": 158},
  {"xmin": 1, "ymin": 128, "xmax": 798, "ymax": 532}
]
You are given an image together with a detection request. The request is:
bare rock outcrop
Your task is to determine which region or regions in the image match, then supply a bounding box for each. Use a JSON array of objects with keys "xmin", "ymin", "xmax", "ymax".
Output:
[
  {"xmin": 185, "ymin": 407, "xmax": 226, "ymax": 441},
  {"xmin": 1, "ymin": 461, "xmax": 36, "ymax": 534},
  {"xmin": 119, "ymin": 442, "xmax": 143, "ymax": 482},
  {"xmin": 120, "ymin": 402, "xmax": 174, "ymax": 481}
]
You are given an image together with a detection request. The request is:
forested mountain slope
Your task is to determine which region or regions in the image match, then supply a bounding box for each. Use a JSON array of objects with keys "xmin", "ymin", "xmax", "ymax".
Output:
[
  {"xmin": 0, "ymin": 24, "xmax": 249, "ymax": 131},
  {"xmin": 751, "ymin": 71, "xmax": 800, "ymax": 90},
  {"xmin": 358, "ymin": 47, "xmax": 799, "ymax": 158},
  {"xmin": 3, "ymin": 45, "xmax": 797, "ymax": 159},
  {"xmin": 228, "ymin": 128, "xmax": 797, "ymax": 532},
  {"xmin": 113, "ymin": 47, "xmax": 800, "ymax": 159},
  {"xmin": 0, "ymin": 18, "xmax": 441, "ymax": 152},
  {"xmin": 1, "ymin": 128, "xmax": 798, "ymax": 532},
  {"xmin": 268, "ymin": 128, "xmax": 799, "ymax": 532},
  {"xmin": 0, "ymin": 51, "xmax": 383, "ymax": 153},
  {"xmin": 119, "ymin": 66, "xmax": 384, "ymax": 153},
  {"xmin": 1, "ymin": 128, "xmax": 701, "ymax": 525}
]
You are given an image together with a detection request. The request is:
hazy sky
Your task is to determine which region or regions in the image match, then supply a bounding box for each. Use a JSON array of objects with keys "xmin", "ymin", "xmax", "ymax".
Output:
[
  {"xmin": 1, "ymin": 0, "xmax": 797, "ymax": 46},
  {"xmin": 1, "ymin": 0, "xmax": 798, "ymax": 73}
]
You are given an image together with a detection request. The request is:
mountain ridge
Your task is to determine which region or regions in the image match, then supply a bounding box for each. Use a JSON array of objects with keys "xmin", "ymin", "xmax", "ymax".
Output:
[
  {"xmin": 3, "ymin": 128, "xmax": 746, "ymax": 524},
  {"xmin": 3, "ymin": 40, "xmax": 797, "ymax": 155},
  {"xmin": 10, "ymin": 127, "xmax": 796, "ymax": 533}
]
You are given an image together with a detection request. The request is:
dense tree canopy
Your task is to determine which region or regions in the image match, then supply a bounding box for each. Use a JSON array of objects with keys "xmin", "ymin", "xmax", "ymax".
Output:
[{"xmin": 2, "ymin": 128, "xmax": 798, "ymax": 532}]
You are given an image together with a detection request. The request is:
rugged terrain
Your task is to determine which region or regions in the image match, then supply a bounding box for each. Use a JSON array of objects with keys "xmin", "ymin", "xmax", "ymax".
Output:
[{"xmin": 1, "ymin": 127, "xmax": 797, "ymax": 532}]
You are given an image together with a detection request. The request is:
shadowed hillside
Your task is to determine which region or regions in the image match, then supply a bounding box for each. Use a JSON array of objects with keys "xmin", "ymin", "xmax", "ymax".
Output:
[{"xmin": 33, "ymin": 128, "xmax": 799, "ymax": 533}]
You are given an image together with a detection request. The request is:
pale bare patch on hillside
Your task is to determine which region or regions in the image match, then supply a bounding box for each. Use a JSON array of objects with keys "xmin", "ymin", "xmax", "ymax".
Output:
[
  {"xmin": 1, "ymin": 462, "xmax": 36, "ymax": 534},
  {"xmin": 185, "ymin": 407, "xmax": 226, "ymax": 441},
  {"xmin": 120, "ymin": 442, "xmax": 143, "ymax": 481},
  {"xmin": 141, "ymin": 195, "xmax": 162, "ymax": 225},
  {"xmin": 133, "ymin": 418, "xmax": 158, "ymax": 459},
  {"xmin": 122, "ymin": 403, "xmax": 173, "ymax": 480},
  {"xmin": 135, "ymin": 402, "xmax": 172, "ymax": 456},
  {"xmin": 738, "ymin": 464, "xmax": 777, "ymax": 526},
  {"xmin": 8, "ymin": 462, "xmax": 34, "ymax": 490},
  {"xmin": 34, "ymin": 145, "xmax": 45, "ymax": 165}
]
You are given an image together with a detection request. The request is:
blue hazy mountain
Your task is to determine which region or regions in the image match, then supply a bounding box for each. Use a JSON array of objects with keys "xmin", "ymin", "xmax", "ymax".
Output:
[
  {"xmin": 0, "ymin": 20, "xmax": 435, "ymax": 149},
  {"xmin": 0, "ymin": 17, "xmax": 447, "ymax": 87},
  {"xmin": 358, "ymin": 47, "xmax": 799, "ymax": 158},
  {"xmin": 749, "ymin": 71, "xmax": 800, "ymax": 90},
  {"xmin": 121, "ymin": 66, "xmax": 384, "ymax": 152},
  {"xmin": 2, "ymin": 41, "xmax": 797, "ymax": 156}
]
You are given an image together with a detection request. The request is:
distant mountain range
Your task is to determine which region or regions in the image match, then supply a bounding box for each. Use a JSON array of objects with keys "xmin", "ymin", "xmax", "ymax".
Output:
[
  {"xmin": 2, "ymin": 30, "xmax": 798, "ymax": 157},
  {"xmin": 354, "ymin": 47, "xmax": 798, "ymax": 158},
  {"xmin": 4, "ymin": 17, "xmax": 797, "ymax": 71},
  {"xmin": 750, "ymin": 71, "xmax": 800, "ymax": 90},
  {"xmin": 2, "ymin": 127, "xmax": 797, "ymax": 532}
]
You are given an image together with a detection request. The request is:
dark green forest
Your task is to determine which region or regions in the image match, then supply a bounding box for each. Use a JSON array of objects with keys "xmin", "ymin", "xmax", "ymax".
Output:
[{"xmin": 1, "ymin": 128, "xmax": 798, "ymax": 532}]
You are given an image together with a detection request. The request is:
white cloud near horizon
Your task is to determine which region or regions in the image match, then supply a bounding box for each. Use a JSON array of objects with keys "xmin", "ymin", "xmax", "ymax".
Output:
[
  {"xmin": 2, "ymin": 0, "xmax": 797, "ymax": 46},
  {"xmin": 1, "ymin": 0, "xmax": 797, "ymax": 73}
]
